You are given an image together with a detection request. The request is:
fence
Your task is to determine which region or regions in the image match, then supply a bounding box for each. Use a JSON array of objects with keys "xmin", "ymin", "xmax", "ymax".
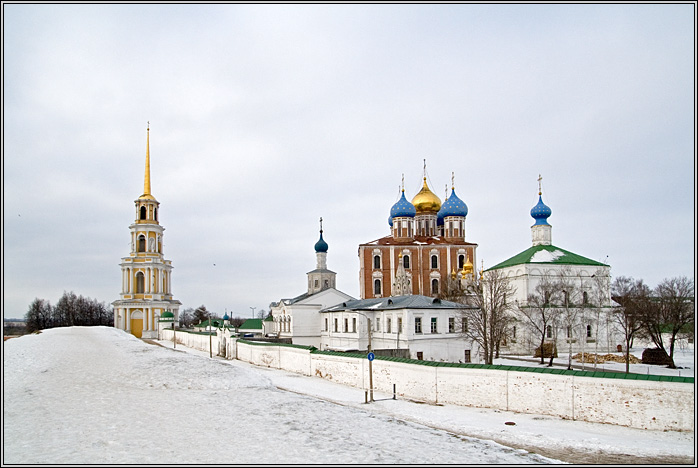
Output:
[{"xmin": 159, "ymin": 328, "xmax": 694, "ymax": 431}]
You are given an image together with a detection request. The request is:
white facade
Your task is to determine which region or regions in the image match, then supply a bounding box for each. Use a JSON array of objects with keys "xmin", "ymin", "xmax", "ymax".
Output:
[
  {"xmin": 271, "ymin": 288, "xmax": 354, "ymax": 347},
  {"xmin": 320, "ymin": 295, "xmax": 482, "ymax": 363}
]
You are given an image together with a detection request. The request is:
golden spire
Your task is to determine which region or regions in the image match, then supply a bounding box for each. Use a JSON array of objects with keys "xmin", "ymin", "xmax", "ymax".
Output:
[
  {"xmin": 538, "ymin": 174, "xmax": 542, "ymax": 196},
  {"xmin": 140, "ymin": 122, "xmax": 156, "ymax": 200}
]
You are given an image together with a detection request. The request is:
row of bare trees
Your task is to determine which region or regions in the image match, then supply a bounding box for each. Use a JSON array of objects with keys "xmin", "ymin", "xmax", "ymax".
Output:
[
  {"xmin": 442, "ymin": 269, "xmax": 694, "ymax": 372},
  {"xmin": 25, "ymin": 291, "xmax": 113, "ymax": 333},
  {"xmin": 611, "ymin": 276, "xmax": 694, "ymax": 370}
]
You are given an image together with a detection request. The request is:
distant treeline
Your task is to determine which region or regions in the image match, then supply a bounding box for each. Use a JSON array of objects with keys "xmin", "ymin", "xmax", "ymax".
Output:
[{"xmin": 24, "ymin": 291, "xmax": 113, "ymax": 333}]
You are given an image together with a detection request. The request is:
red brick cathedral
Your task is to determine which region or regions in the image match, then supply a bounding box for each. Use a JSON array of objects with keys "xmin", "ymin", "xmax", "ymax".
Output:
[{"xmin": 359, "ymin": 168, "xmax": 478, "ymax": 299}]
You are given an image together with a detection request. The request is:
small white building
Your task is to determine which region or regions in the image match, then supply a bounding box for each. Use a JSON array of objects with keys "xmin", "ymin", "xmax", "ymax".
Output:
[
  {"xmin": 270, "ymin": 220, "xmax": 354, "ymax": 347},
  {"xmin": 320, "ymin": 295, "xmax": 481, "ymax": 363}
]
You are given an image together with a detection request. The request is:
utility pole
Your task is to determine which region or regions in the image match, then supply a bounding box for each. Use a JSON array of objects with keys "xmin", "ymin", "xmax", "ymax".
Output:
[
  {"xmin": 208, "ymin": 310, "xmax": 212, "ymax": 358},
  {"xmin": 368, "ymin": 318, "xmax": 374, "ymax": 402},
  {"xmin": 250, "ymin": 306, "xmax": 256, "ymax": 319}
]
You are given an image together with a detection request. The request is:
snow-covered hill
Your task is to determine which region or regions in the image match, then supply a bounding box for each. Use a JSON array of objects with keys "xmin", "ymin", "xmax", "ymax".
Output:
[{"xmin": 3, "ymin": 327, "xmax": 694, "ymax": 464}]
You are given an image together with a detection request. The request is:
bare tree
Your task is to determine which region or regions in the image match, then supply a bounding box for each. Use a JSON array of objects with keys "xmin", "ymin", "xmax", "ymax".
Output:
[
  {"xmin": 193, "ymin": 305, "xmax": 209, "ymax": 325},
  {"xmin": 643, "ymin": 276, "xmax": 694, "ymax": 368},
  {"xmin": 460, "ymin": 269, "xmax": 517, "ymax": 365},
  {"xmin": 611, "ymin": 276, "xmax": 650, "ymax": 373},
  {"xmin": 178, "ymin": 307, "xmax": 194, "ymax": 328},
  {"xmin": 555, "ymin": 267, "xmax": 586, "ymax": 370},
  {"xmin": 517, "ymin": 272, "xmax": 560, "ymax": 365},
  {"xmin": 588, "ymin": 268, "xmax": 612, "ymax": 370},
  {"xmin": 25, "ymin": 298, "xmax": 53, "ymax": 333}
]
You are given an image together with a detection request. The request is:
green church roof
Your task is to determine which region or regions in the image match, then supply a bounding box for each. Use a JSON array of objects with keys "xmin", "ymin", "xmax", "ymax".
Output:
[
  {"xmin": 239, "ymin": 319, "xmax": 263, "ymax": 330},
  {"xmin": 488, "ymin": 244, "xmax": 608, "ymax": 271}
]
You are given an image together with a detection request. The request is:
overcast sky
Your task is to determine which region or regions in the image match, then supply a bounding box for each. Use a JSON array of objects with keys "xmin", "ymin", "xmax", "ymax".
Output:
[{"xmin": 3, "ymin": 3, "xmax": 695, "ymax": 320}]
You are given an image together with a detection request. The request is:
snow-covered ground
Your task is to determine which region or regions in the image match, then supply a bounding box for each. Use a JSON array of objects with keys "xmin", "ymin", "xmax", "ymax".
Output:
[
  {"xmin": 3, "ymin": 327, "xmax": 695, "ymax": 465},
  {"xmin": 494, "ymin": 346, "xmax": 694, "ymax": 378}
]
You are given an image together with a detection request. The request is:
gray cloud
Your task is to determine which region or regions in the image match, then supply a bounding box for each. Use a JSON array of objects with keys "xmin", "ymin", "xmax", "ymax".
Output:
[{"xmin": 3, "ymin": 4, "xmax": 694, "ymax": 318}]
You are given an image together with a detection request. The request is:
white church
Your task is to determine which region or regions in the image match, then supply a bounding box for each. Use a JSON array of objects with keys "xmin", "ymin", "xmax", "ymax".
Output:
[{"xmin": 487, "ymin": 178, "xmax": 619, "ymax": 357}]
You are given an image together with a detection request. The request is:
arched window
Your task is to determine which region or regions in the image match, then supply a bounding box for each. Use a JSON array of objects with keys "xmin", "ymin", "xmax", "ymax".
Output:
[
  {"xmin": 403, "ymin": 254, "xmax": 410, "ymax": 269},
  {"xmin": 431, "ymin": 279, "xmax": 439, "ymax": 294},
  {"xmin": 546, "ymin": 325, "xmax": 553, "ymax": 338},
  {"xmin": 583, "ymin": 291, "xmax": 588, "ymax": 305},
  {"xmin": 374, "ymin": 279, "xmax": 382, "ymax": 295},
  {"xmin": 140, "ymin": 206, "xmax": 147, "ymax": 220},
  {"xmin": 154, "ymin": 207, "xmax": 158, "ymax": 222},
  {"xmin": 458, "ymin": 255, "xmax": 465, "ymax": 269},
  {"xmin": 138, "ymin": 235, "xmax": 146, "ymax": 252},
  {"xmin": 136, "ymin": 272, "xmax": 145, "ymax": 293},
  {"xmin": 431, "ymin": 255, "xmax": 438, "ymax": 269},
  {"xmin": 586, "ymin": 324, "xmax": 592, "ymax": 338},
  {"xmin": 373, "ymin": 255, "xmax": 381, "ymax": 269}
]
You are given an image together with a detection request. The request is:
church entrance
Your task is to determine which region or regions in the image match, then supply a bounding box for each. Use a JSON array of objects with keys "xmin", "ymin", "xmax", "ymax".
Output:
[{"xmin": 130, "ymin": 310, "xmax": 143, "ymax": 338}]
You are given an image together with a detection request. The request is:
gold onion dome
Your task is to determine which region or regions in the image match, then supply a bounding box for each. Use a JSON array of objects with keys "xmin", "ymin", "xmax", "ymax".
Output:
[
  {"xmin": 462, "ymin": 255, "xmax": 474, "ymax": 276},
  {"xmin": 411, "ymin": 178, "xmax": 442, "ymax": 213}
]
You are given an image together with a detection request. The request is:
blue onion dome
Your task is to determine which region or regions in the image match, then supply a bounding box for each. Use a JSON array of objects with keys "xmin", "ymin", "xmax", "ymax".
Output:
[
  {"xmin": 389, "ymin": 190, "xmax": 417, "ymax": 226},
  {"xmin": 314, "ymin": 230, "xmax": 329, "ymax": 253},
  {"xmin": 223, "ymin": 313, "xmax": 230, "ymax": 321},
  {"xmin": 530, "ymin": 194, "xmax": 552, "ymax": 225},
  {"xmin": 438, "ymin": 188, "xmax": 468, "ymax": 220}
]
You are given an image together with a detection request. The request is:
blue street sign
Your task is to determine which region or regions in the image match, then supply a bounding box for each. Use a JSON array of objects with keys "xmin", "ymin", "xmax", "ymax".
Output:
[{"xmin": 367, "ymin": 352, "xmax": 375, "ymax": 361}]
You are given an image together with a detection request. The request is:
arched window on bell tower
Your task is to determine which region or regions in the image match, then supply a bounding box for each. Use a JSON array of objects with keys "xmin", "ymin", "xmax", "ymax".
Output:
[
  {"xmin": 140, "ymin": 206, "xmax": 147, "ymax": 220},
  {"xmin": 138, "ymin": 235, "xmax": 146, "ymax": 252},
  {"xmin": 136, "ymin": 272, "xmax": 145, "ymax": 293}
]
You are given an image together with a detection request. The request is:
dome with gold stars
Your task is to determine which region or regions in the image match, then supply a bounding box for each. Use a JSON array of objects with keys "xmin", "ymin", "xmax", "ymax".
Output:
[{"xmin": 411, "ymin": 178, "xmax": 442, "ymax": 214}]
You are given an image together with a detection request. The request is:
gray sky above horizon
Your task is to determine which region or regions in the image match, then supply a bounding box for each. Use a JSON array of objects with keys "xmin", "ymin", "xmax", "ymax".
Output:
[{"xmin": 3, "ymin": 3, "xmax": 695, "ymax": 319}]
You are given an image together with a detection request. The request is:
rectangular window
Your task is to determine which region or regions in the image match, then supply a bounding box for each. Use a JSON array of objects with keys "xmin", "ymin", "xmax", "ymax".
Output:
[
  {"xmin": 417, "ymin": 351, "xmax": 424, "ymax": 360},
  {"xmin": 376, "ymin": 317, "xmax": 381, "ymax": 332},
  {"xmin": 334, "ymin": 318, "xmax": 338, "ymax": 333},
  {"xmin": 324, "ymin": 318, "xmax": 328, "ymax": 332},
  {"xmin": 398, "ymin": 317, "xmax": 403, "ymax": 333},
  {"xmin": 464, "ymin": 350, "xmax": 471, "ymax": 363},
  {"xmin": 448, "ymin": 317, "xmax": 455, "ymax": 333},
  {"xmin": 344, "ymin": 318, "xmax": 348, "ymax": 333},
  {"xmin": 415, "ymin": 317, "xmax": 422, "ymax": 334},
  {"xmin": 352, "ymin": 317, "xmax": 357, "ymax": 333},
  {"xmin": 462, "ymin": 318, "xmax": 468, "ymax": 333},
  {"xmin": 387, "ymin": 318, "xmax": 392, "ymax": 333},
  {"xmin": 430, "ymin": 317, "xmax": 438, "ymax": 333}
]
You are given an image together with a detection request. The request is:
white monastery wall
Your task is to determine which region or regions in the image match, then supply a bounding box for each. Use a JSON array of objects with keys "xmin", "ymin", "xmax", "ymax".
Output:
[
  {"xmin": 279, "ymin": 346, "xmax": 313, "ymax": 376},
  {"xmin": 372, "ymin": 360, "xmax": 437, "ymax": 402},
  {"xmin": 506, "ymin": 372, "xmax": 575, "ymax": 418},
  {"xmin": 162, "ymin": 333, "xmax": 693, "ymax": 432},
  {"xmin": 311, "ymin": 352, "xmax": 364, "ymax": 387},
  {"xmin": 434, "ymin": 366, "xmax": 509, "ymax": 409},
  {"xmin": 572, "ymin": 377, "xmax": 695, "ymax": 430}
]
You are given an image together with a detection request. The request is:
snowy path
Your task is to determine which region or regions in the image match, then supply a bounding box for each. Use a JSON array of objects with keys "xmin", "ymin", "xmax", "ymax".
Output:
[{"xmin": 4, "ymin": 327, "xmax": 557, "ymax": 464}]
